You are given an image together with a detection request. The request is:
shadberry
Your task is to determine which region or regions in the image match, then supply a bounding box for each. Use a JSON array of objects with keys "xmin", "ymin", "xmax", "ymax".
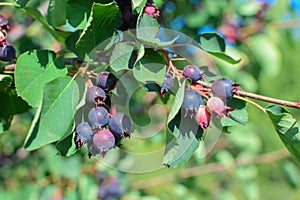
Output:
[
  {"xmin": 75, "ymin": 122, "xmax": 93, "ymax": 147},
  {"xmin": 211, "ymin": 78, "xmax": 234, "ymax": 101},
  {"xmin": 0, "ymin": 44, "xmax": 16, "ymax": 62},
  {"xmin": 93, "ymin": 129, "xmax": 115, "ymax": 157},
  {"xmin": 183, "ymin": 65, "xmax": 203, "ymax": 83},
  {"xmin": 160, "ymin": 73, "xmax": 173, "ymax": 95},
  {"xmin": 181, "ymin": 88, "xmax": 202, "ymax": 114},
  {"xmin": 86, "ymin": 86, "xmax": 106, "ymax": 106},
  {"xmin": 143, "ymin": 3, "xmax": 160, "ymax": 18},
  {"xmin": 196, "ymin": 105, "xmax": 211, "ymax": 130},
  {"xmin": 96, "ymin": 71, "xmax": 117, "ymax": 91},
  {"xmin": 88, "ymin": 107, "xmax": 110, "ymax": 127},
  {"xmin": 109, "ymin": 113, "xmax": 132, "ymax": 137},
  {"xmin": 206, "ymin": 97, "xmax": 226, "ymax": 118}
]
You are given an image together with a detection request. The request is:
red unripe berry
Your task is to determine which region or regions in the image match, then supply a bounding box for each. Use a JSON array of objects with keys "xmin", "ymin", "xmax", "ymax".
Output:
[
  {"xmin": 196, "ymin": 105, "xmax": 211, "ymax": 130},
  {"xmin": 143, "ymin": 4, "xmax": 160, "ymax": 18}
]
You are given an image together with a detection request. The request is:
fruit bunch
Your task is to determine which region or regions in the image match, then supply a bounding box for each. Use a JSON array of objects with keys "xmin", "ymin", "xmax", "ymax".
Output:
[
  {"xmin": 96, "ymin": 171, "xmax": 124, "ymax": 200},
  {"xmin": 75, "ymin": 71, "xmax": 133, "ymax": 157},
  {"xmin": 162, "ymin": 64, "xmax": 239, "ymax": 130},
  {"xmin": 0, "ymin": 15, "xmax": 16, "ymax": 62}
]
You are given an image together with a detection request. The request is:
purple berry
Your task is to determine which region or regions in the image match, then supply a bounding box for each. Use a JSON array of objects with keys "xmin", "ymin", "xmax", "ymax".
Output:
[
  {"xmin": 93, "ymin": 130, "xmax": 115, "ymax": 157},
  {"xmin": 160, "ymin": 73, "xmax": 173, "ymax": 95},
  {"xmin": 0, "ymin": 44, "xmax": 16, "ymax": 62},
  {"xmin": 88, "ymin": 107, "xmax": 110, "ymax": 127},
  {"xmin": 181, "ymin": 88, "xmax": 202, "ymax": 113},
  {"xmin": 86, "ymin": 86, "xmax": 106, "ymax": 106},
  {"xmin": 207, "ymin": 97, "xmax": 226, "ymax": 118},
  {"xmin": 196, "ymin": 105, "xmax": 211, "ymax": 130},
  {"xmin": 75, "ymin": 122, "xmax": 93, "ymax": 147},
  {"xmin": 96, "ymin": 71, "xmax": 117, "ymax": 91},
  {"xmin": 183, "ymin": 65, "xmax": 203, "ymax": 83},
  {"xmin": 143, "ymin": 3, "xmax": 160, "ymax": 18},
  {"xmin": 109, "ymin": 113, "xmax": 132, "ymax": 137},
  {"xmin": 211, "ymin": 78, "xmax": 234, "ymax": 101}
]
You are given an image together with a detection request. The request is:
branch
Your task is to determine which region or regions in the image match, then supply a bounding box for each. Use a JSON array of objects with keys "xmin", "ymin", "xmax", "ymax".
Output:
[
  {"xmin": 198, "ymin": 80, "xmax": 300, "ymax": 109},
  {"xmin": 130, "ymin": 149, "xmax": 290, "ymax": 190}
]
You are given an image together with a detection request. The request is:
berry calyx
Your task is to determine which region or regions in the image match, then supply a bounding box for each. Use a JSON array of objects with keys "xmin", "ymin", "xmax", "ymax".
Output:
[
  {"xmin": 88, "ymin": 107, "xmax": 110, "ymax": 128},
  {"xmin": 93, "ymin": 129, "xmax": 115, "ymax": 157},
  {"xmin": 86, "ymin": 86, "xmax": 106, "ymax": 106},
  {"xmin": 160, "ymin": 73, "xmax": 173, "ymax": 95},
  {"xmin": 181, "ymin": 88, "xmax": 202, "ymax": 114},
  {"xmin": 96, "ymin": 71, "xmax": 117, "ymax": 91},
  {"xmin": 109, "ymin": 113, "xmax": 132, "ymax": 138},
  {"xmin": 183, "ymin": 65, "xmax": 203, "ymax": 83},
  {"xmin": 211, "ymin": 78, "xmax": 235, "ymax": 101},
  {"xmin": 196, "ymin": 105, "xmax": 211, "ymax": 130}
]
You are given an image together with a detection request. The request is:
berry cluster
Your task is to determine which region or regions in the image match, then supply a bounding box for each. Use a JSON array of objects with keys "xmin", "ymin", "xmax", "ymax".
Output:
[
  {"xmin": 75, "ymin": 71, "xmax": 133, "ymax": 157},
  {"xmin": 0, "ymin": 15, "xmax": 16, "ymax": 62},
  {"xmin": 161, "ymin": 64, "xmax": 238, "ymax": 130},
  {"xmin": 96, "ymin": 171, "xmax": 124, "ymax": 200}
]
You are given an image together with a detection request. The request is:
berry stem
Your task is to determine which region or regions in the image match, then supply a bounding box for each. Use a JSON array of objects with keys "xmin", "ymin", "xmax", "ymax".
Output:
[{"xmin": 198, "ymin": 80, "xmax": 300, "ymax": 109}]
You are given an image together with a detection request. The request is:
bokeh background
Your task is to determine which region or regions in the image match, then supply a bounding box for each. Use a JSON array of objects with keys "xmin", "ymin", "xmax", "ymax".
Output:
[{"xmin": 1, "ymin": 0, "xmax": 300, "ymax": 199}]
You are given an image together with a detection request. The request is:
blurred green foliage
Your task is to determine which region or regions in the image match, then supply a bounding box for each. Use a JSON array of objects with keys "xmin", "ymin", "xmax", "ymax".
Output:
[{"xmin": 1, "ymin": 0, "xmax": 300, "ymax": 199}]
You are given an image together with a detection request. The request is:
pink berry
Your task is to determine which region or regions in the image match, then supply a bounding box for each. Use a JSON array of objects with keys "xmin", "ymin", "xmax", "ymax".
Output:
[
  {"xmin": 206, "ymin": 97, "xmax": 226, "ymax": 118},
  {"xmin": 143, "ymin": 4, "xmax": 159, "ymax": 18},
  {"xmin": 196, "ymin": 105, "xmax": 211, "ymax": 130}
]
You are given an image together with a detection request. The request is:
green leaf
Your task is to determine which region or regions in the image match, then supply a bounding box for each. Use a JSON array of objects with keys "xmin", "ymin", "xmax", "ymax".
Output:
[
  {"xmin": 0, "ymin": 91, "xmax": 15, "ymax": 133},
  {"xmin": 137, "ymin": 14, "xmax": 178, "ymax": 47},
  {"xmin": 221, "ymin": 98, "xmax": 248, "ymax": 126},
  {"xmin": 76, "ymin": 2, "xmax": 120, "ymax": 57},
  {"xmin": 48, "ymin": 0, "xmax": 67, "ymax": 27},
  {"xmin": 24, "ymin": 76, "xmax": 79, "ymax": 150},
  {"xmin": 266, "ymin": 105, "xmax": 300, "ymax": 164},
  {"xmin": 198, "ymin": 32, "xmax": 226, "ymax": 52},
  {"xmin": 208, "ymin": 52, "xmax": 241, "ymax": 64},
  {"xmin": 133, "ymin": 62, "xmax": 166, "ymax": 83},
  {"xmin": 22, "ymin": 7, "xmax": 71, "ymax": 43},
  {"xmin": 66, "ymin": 0, "xmax": 94, "ymax": 29},
  {"xmin": 196, "ymin": 33, "xmax": 240, "ymax": 64},
  {"xmin": 15, "ymin": 50, "xmax": 67, "ymax": 107},
  {"xmin": 56, "ymin": 127, "xmax": 77, "ymax": 157},
  {"xmin": 166, "ymin": 79, "xmax": 189, "ymax": 136},
  {"xmin": 0, "ymin": 74, "xmax": 13, "ymax": 91},
  {"xmin": 132, "ymin": 0, "xmax": 147, "ymax": 13},
  {"xmin": 163, "ymin": 111, "xmax": 202, "ymax": 167},
  {"xmin": 16, "ymin": 0, "xmax": 30, "ymax": 7},
  {"xmin": 110, "ymin": 42, "xmax": 135, "ymax": 71}
]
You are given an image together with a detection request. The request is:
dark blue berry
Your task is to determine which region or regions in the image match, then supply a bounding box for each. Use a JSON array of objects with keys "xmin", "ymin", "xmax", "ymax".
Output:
[
  {"xmin": 75, "ymin": 122, "xmax": 93, "ymax": 147},
  {"xmin": 181, "ymin": 88, "xmax": 202, "ymax": 113},
  {"xmin": 86, "ymin": 86, "xmax": 106, "ymax": 106},
  {"xmin": 109, "ymin": 113, "xmax": 132, "ymax": 137},
  {"xmin": 96, "ymin": 71, "xmax": 117, "ymax": 91},
  {"xmin": 211, "ymin": 78, "xmax": 234, "ymax": 101},
  {"xmin": 0, "ymin": 44, "xmax": 16, "ymax": 62},
  {"xmin": 183, "ymin": 65, "xmax": 203, "ymax": 83},
  {"xmin": 88, "ymin": 107, "xmax": 110, "ymax": 127},
  {"xmin": 160, "ymin": 73, "xmax": 173, "ymax": 95}
]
